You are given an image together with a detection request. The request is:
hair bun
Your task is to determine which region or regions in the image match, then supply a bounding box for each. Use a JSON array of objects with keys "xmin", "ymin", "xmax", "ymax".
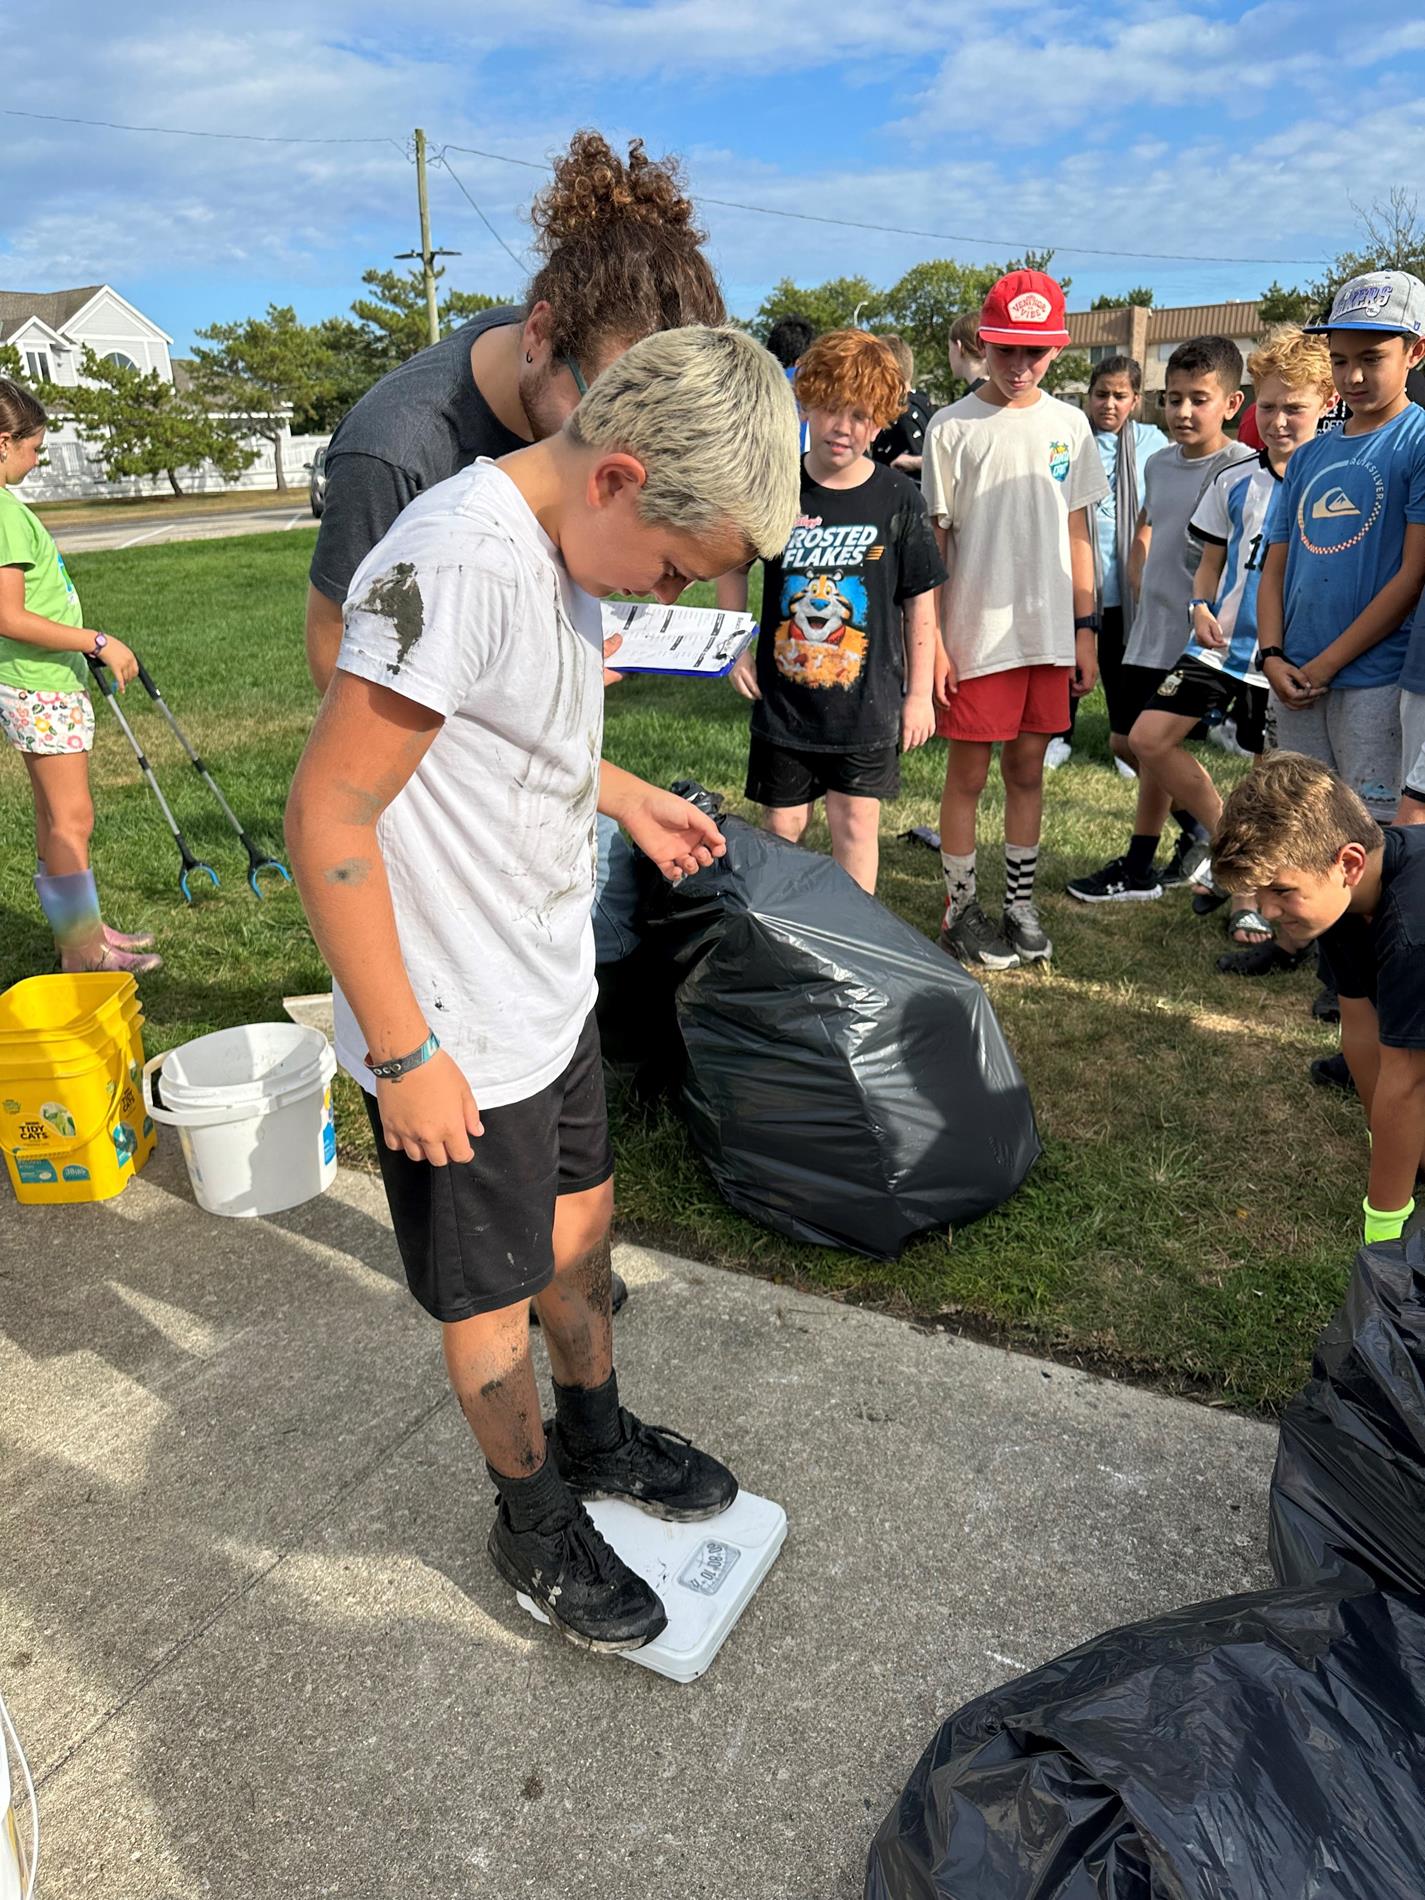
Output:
[{"xmin": 531, "ymin": 130, "xmax": 704, "ymax": 252}]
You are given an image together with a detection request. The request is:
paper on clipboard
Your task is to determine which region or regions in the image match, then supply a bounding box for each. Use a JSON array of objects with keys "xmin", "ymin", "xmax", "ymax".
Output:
[{"xmin": 601, "ymin": 601, "xmax": 757, "ymax": 678}]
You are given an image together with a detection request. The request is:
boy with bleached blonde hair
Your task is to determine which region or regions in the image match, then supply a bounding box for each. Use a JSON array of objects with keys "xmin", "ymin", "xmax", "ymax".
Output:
[{"xmin": 286, "ymin": 327, "xmax": 800, "ymax": 1657}]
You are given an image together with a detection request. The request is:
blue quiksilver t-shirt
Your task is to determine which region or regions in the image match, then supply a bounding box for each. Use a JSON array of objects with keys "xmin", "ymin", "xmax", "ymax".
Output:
[{"xmin": 1266, "ymin": 404, "xmax": 1425, "ymax": 689}]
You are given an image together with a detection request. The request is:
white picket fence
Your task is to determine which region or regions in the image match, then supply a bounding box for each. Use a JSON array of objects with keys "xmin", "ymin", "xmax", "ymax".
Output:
[{"xmin": 25, "ymin": 426, "xmax": 331, "ymax": 503}]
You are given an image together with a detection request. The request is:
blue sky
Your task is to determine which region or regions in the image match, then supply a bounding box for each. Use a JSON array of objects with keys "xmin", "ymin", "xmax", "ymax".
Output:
[{"xmin": 4, "ymin": 1, "xmax": 1425, "ymax": 352}]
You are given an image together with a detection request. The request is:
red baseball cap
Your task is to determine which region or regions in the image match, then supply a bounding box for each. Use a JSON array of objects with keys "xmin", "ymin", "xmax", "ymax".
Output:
[{"xmin": 977, "ymin": 269, "xmax": 1070, "ymax": 347}]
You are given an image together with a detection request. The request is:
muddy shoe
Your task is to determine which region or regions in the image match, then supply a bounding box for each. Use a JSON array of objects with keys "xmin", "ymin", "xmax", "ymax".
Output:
[
  {"xmin": 487, "ymin": 1497, "xmax": 666, "ymax": 1653},
  {"xmin": 548, "ymin": 1409, "xmax": 739, "ymax": 1523}
]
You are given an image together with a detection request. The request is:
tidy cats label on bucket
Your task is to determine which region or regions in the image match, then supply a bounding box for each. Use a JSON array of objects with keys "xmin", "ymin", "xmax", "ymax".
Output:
[{"xmin": 0, "ymin": 972, "xmax": 156, "ymax": 1205}]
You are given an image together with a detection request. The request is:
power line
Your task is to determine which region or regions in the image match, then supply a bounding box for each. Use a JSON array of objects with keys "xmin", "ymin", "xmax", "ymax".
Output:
[
  {"xmin": 440, "ymin": 141, "xmax": 1328, "ymax": 270},
  {"xmin": 2, "ymin": 107, "xmax": 405, "ymax": 151},
  {"xmin": 3, "ymin": 108, "xmax": 1329, "ymax": 270},
  {"xmin": 434, "ymin": 151, "xmax": 531, "ymax": 272}
]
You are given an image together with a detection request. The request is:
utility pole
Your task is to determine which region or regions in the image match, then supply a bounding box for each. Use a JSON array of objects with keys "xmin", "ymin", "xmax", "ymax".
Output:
[{"xmin": 396, "ymin": 129, "xmax": 459, "ymax": 348}]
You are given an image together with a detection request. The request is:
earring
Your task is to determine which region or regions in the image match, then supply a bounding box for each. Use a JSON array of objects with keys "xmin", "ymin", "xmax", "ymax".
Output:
[{"xmin": 525, "ymin": 352, "xmax": 533, "ymax": 364}]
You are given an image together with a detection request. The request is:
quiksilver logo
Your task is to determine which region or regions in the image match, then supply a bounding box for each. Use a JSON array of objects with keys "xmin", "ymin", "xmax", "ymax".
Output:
[{"xmin": 1311, "ymin": 487, "xmax": 1361, "ymax": 520}]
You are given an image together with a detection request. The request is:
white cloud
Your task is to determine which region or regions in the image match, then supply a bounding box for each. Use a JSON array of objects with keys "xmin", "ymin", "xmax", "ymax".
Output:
[
  {"xmin": 2, "ymin": 0, "xmax": 1422, "ymax": 346},
  {"xmin": 897, "ymin": 3, "xmax": 1332, "ymax": 145},
  {"xmin": 693, "ymin": 94, "xmax": 1425, "ymax": 309}
]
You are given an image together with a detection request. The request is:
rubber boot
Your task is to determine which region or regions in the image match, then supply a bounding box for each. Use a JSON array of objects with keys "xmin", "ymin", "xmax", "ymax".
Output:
[
  {"xmin": 37, "ymin": 869, "xmax": 162, "ymax": 975},
  {"xmin": 37, "ymin": 862, "xmax": 155, "ymax": 951}
]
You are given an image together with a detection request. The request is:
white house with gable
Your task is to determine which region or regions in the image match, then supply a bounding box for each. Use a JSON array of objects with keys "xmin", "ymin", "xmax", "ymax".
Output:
[{"xmin": 0, "ymin": 283, "xmax": 326, "ymax": 501}]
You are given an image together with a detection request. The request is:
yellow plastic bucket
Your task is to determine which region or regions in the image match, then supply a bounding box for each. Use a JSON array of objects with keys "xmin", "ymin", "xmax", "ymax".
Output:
[{"xmin": 0, "ymin": 972, "xmax": 156, "ymax": 1205}]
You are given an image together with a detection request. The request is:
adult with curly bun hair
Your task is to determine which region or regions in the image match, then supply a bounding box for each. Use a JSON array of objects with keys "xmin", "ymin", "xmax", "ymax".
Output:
[{"xmin": 305, "ymin": 129, "xmax": 725, "ymax": 693}]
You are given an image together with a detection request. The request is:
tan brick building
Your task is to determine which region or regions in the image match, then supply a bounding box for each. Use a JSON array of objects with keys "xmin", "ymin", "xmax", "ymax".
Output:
[{"xmin": 1064, "ymin": 301, "xmax": 1265, "ymax": 394}]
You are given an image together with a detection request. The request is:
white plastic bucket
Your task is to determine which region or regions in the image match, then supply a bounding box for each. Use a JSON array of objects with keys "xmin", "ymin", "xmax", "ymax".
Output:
[
  {"xmin": 143, "ymin": 1022, "xmax": 338, "ymax": 1219},
  {"xmin": 0, "ymin": 1689, "xmax": 36, "ymax": 1900}
]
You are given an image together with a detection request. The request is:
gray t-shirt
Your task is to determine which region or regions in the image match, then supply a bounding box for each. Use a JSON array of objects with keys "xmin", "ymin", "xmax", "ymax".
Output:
[
  {"xmin": 309, "ymin": 305, "xmax": 528, "ymax": 604},
  {"xmin": 1125, "ymin": 442, "xmax": 1254, "ymax": 670}
]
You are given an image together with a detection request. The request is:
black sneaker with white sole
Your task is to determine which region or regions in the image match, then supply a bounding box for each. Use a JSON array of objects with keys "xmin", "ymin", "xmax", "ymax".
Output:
[
  {"xmin": 1160, "ymin": 834, "xmax": 1211, "ymax": 890},
  {"xmin": 547, "ymin": 1409, "xmax": 739, "ymax": 1522},
  {"xmin": 1066, "ymin": 856, "xmax": 1163, "ymax": 903},
  {"xmin": 487, "ymin": 1497, "xmax": 667, "ymax": 1652},
  {"xmin": 939, "ymin": 900, "xmax": 1021, "ymax": 969},
  {"xmin": 1002, "ymin": 904, "xmax": 1052, "ymax": 962}
]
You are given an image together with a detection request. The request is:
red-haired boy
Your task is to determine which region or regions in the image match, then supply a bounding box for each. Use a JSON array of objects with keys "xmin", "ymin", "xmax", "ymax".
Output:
[
  {"xmin": 923, "ymin": 271, "xmax": 1107, "ymax": 966},
  {"xmin": 723, "ymin": 328, "xmax": 945, "ymax": 894}
]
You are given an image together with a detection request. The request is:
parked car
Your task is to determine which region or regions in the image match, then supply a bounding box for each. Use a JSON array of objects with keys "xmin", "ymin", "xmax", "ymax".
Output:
[{"xmin": 308, "ymin": 445, "xmax": 328, "ymax": 518}]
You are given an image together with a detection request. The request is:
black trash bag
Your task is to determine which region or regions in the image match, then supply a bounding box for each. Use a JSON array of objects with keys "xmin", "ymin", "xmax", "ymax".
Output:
[
  {"xmin": 594, "ymin": 941, "xmax": 685, "ymax": 1106},
  {"xmin": 866, "ymin": 1582, "xmax": 1425, "ymax": 1900},
  {"xmin": 1269, "ymin": 1229, "xmax": 1425, "ymax": 1597},
  {"xmin": 632, "ymin": 788, "xmax": 1040, "ymax": 1258}
]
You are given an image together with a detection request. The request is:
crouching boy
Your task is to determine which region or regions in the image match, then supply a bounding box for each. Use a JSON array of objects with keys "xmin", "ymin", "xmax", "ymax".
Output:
[
  {"xmin": 285, "ymin": 328, "xmax": 800, "ymax": 1654},
  {"xmin": 1214, "ymin": 752, "xmax": 1425, "ymax": 1245}
]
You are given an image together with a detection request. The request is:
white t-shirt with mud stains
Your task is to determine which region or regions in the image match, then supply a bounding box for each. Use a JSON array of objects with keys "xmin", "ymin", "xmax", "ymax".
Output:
[{"xmin": 332, "ymin": 459, "xmax": 605, "ymax": 1110}]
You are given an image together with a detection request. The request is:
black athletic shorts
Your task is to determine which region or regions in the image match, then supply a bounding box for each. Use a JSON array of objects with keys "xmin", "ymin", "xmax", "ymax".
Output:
[
  {"xmin": 1144, "ymin": 655, "xmax": 1268, "ymax": 755},
  {"xmin": 745, "ymin": 732, "xmax": 900, "ymax": 806},
  {"xmin": 364, "ymin": 1010, "xmax": 613, "ymax": 1323},
  {"xmin": 1106, "ymin": 661, "xmax": 1169, "ymax": 738}
]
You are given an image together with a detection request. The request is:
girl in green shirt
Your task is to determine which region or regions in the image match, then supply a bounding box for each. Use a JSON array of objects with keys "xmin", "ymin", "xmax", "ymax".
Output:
[{"xmin": 0, "ymin": 379, "xmax": 161, "ymax": 972}]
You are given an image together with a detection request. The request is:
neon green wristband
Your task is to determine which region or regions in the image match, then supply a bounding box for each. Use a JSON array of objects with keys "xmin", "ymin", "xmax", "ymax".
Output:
[{"xmin": 1363, "ymin": 1196, "xmax": 1415, "ymax": 1244}]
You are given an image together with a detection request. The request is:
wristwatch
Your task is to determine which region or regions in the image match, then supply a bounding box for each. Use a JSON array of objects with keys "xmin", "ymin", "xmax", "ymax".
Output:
[
  {"xmin": 1073, "ymin": 614, "xmax": 1101, "ymax": 633},
  {"xmin": 1187, "ymin": 597, "xmax": 1211, "ymax": 616},
  {"xmin": 87, "ymin": 631, "xmax": 108, "ymax": 659},
  {"xmin": 365, "ymin": 1031, "xmax": 439, "ymax": 1082},
  {"xmin": 1255, "ymin": 646, "xmax": 1287, "ymax": 666}
]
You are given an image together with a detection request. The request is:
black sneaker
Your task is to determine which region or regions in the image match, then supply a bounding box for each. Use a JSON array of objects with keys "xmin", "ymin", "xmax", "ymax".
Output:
[
  {"xmin": 1160, "ymin": 834, "xmax": 1211, "ymax": 890},
  {"xmin": 1001, "ymin": 904, "xmax": 1052, "ymax": 962},
  {"xmin": 1066, "ymin": 856, "xmax": 1163, "ymax": 903},
  {"xmin": 939, "ymin": 901, "xmax": 1021, "ymax": 969},
  {"xmin": 530, "ymin": 1271, "xmax": 627, "ymax": 1331},
  {"xmin": 487, "ymin": 1497, "xmax": 667, "ymax": 1652},
  {"xmin": 1309, "ymin": 1050, "xmax": 1355, "ymax": 1094},
  {"xmin": 548, "ymin": 1409, "xmax": 739, "ymax": 1522}
]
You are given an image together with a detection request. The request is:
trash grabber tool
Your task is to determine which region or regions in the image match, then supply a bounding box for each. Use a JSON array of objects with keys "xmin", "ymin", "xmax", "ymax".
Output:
[
  {"xmin": 87, "ymin": 659, "xmax": 219, "ymax": 904},
  {"xmin": 132, "ymin": 657, "xmax": 291, "ymax": 898}
]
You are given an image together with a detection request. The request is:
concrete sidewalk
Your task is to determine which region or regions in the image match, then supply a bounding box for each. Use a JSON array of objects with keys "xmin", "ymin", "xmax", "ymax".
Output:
[{"xmin": 1, "ymin": 1142, "xmax": 1277, "ymax": 1899}]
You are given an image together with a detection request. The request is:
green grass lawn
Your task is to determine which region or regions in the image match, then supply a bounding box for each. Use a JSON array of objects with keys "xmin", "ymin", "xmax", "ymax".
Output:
[{"xmin": 0, "ymin": 529, "xmax": 1361, "ymax": 1409}]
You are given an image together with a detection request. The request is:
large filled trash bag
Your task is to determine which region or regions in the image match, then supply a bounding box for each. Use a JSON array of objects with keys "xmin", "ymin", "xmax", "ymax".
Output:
[
  {"xmin": 1270, "ymin": 1231, "xmax": 1425, "ymax": 1597},
  {"xmin": 626, "ymin": 791, "xmax": 1039, "ymax": 1258},
  {"xmin": 865, "ymin": 1581, "xmax": 1425, "ymax": 1900}
]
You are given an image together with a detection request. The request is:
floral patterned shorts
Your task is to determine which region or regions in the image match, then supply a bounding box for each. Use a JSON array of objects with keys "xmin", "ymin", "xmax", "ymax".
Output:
[{"xmin": 0, "ymin": 684, "xmax": 95, "ymax": 756}]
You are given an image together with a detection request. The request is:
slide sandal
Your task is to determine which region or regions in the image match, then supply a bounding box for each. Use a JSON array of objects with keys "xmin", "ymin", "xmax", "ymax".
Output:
[{"xmin": 1226, "ymin": 906, "xmax": 1274, "ymax": 946}]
